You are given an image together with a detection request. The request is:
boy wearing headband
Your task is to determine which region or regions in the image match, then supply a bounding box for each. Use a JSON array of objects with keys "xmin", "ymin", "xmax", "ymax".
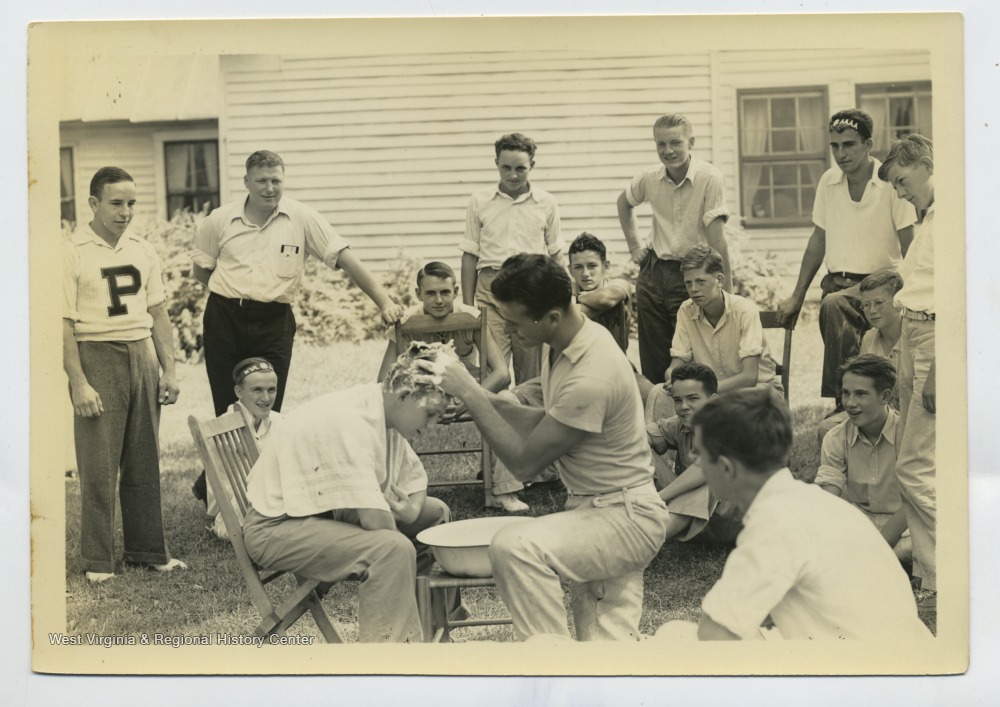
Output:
[
  {"xmin": 776, "ymin": 109, "xmax": 917, "ymax": 412},
  {"xmin": 241, "ymin": 342, "xmax": 458, "ymax": 642},
  {"xmin": 205, "ymin": 357, "xmax": 284, "ymax": 540}
]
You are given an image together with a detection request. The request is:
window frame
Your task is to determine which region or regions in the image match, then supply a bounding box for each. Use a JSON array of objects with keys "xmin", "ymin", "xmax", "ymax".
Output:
[
  {"xmin": 59, "ymin": 145, "xmax": 77, "ymax": 227},
  {"xmin": 152, "ymin": 129, "xmax": 220, "ymax": 220},
  {"xmin": 855, "ymin": 81, "xmax": 933, "ymax": 162},
  {"xmin": 736, "ymin": 85, "xmax": 829, "ymax": 229}
]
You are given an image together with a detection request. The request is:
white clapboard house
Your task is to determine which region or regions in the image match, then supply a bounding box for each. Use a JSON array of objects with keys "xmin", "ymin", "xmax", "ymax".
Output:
[{"xmin": 58, "ymin": 49, "xmax": 931, "ymax": 284}]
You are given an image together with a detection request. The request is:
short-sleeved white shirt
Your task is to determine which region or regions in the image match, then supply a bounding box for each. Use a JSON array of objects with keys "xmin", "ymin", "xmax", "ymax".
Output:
[
  {"xmin": 624, "ymin": 157, "xmax": 730, "ymax": 261},
  {"xmin": 701, "ymin": 469, "xmax": 930, "ymax": 640},
  {"xmin": 192, "ymin": 196, "xmax": 350, "ymax": 303},
  {"xmin": 670, "ymin": 291, "xmax": 778, "ymax": 386},
  {"xmin": 542, "ymin": 319, "xmax": 653, "ymax": 494},
  {"xmin": 895, "ymin": 204, "xmax": 935, "ymax": 314},
  {"xmin": 63, "ymin": 225, "xmax": 165, "ymax": 342},
  {"xmin": 459, "ymin": 184, "xmax": 563, "ymax": 270},
  {"xmin": 812, "ymin": 159, "xmax": 917, "ymax": 274},
  {"xmin": 246, "ymin": 384, "xmax": 427, "ymax": 518}
]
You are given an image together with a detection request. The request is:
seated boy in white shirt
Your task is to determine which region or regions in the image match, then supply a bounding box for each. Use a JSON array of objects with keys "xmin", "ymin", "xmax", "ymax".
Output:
[
  {"xmin": 207, "ymin": 357, "xmax": 284, "ymax": 540},
  {"xmin": 689, "ymin": 389, "xmax": 929, "ymax": 640},
  {"xmin": 242, "ymin": 341, "xmax": 459, "ymax": 643}
]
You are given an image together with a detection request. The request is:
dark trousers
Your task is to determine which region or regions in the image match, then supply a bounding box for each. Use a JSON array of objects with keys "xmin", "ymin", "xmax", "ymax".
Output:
[
  {"xmin": 76, "ymin": 340, "xmax": 170, "ymax": 573},
  {"xmin": 203, "ymin": 292, "xmax": 296, "ymax": 416},
  {"xmin": 818, "ymin": 273, "xmax": 870, "ymax": 400},
  {"xmin": 635, "ymin": 254, "xmax": 688, "ymax": 385}
]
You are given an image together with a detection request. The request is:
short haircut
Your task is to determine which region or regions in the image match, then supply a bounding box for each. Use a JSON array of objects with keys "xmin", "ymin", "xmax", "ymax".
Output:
[
  {"xmin": 840, "ymin": 353, "xmax": 897, "ymax": 395},
  {"xmin": 494, "ymin": 133, "xmax": 537, "ymax": 160},
  {"xmin": 680, "ymin": 244, "xmax": 725, "ymax": 275},
  {"xmin": 383, "ymin": 341, "xmax": 456, "ymax": 405},
  {"xmin": 245, "ymin": 150, "xmax": 285, "ymax": 172},
  {"xmin": 232, "ymin": 357, "xmax": 276, "ymax": 385},
  {"xmin": 877, "ymin": 133, "xmax": 934, "ymax": 181},
  {"xmin": 829, "ymin": 109, "xmax": 874, "ymax": 141},
  {"xmin": 89, "ymin": 167, "xmax": 134, "ymax": 199},
  {"xmin": 491, "ymin": 253, "xmax": 572, "ymax": 321},
  {"xmin": 670, "ymin": 362, "xmax": 719, "ymax": 396},
  {"xmin": 859, "ymin": 269, "xmax": 904, "ymax": 296},
  {"xmin": 653, "ymin": 113, "xmax": 693, "ymax": 135},
  {"xmin": 416, "ymin": 261, "xmax": 457, "ymax": 288},
  {"xmin": 568, "ymin": 232, "xmax": 607, "ymax": 262},
  {"xmin": 692, "ymin": 388, "xmax": 792, "ymax": 474}
]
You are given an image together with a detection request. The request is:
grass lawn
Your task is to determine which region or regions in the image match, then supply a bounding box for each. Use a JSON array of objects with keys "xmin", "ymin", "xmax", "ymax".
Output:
[{"xmin": 65, "ymin": 311, "xmax": 835, "ymax": 643}]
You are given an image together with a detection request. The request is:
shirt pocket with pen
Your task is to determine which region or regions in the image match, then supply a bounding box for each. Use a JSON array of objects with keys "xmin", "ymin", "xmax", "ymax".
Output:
[{"xmin": 274, "ymin": 244, "xmax": 302, "ymax": 278}]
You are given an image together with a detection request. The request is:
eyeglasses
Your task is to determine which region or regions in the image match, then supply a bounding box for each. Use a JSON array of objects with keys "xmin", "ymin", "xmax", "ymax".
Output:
[{"xmin": 860, "ymin": 299, "xmax": 890, "ymax": 312}]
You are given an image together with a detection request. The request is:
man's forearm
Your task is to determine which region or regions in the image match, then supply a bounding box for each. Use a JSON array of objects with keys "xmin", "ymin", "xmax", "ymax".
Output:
[
  {"xmin": 461, "ymin": 253, "xmax": 479, "ymax": 306},
  {"xmin": 705, "ymin": 218, "xmax": 732, "ymax": 291},
  {"xmin": 617, "ymin": 192, "xmax": 644, "ymax": 255},
  {"xmin": 791, "ymin": 228, "xmax": 826, "ymax": 297},
  {"xmin": 338, "ymin": 250, "xmax": 392, "ymax": 310},
  {"xmin": 149, "ymin": 304, "xmax": 177, "ymax": 377}
]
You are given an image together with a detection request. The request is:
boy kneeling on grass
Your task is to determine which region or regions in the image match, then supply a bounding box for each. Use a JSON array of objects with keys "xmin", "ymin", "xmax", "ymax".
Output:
[
  {"xmin": 242, "ymin": 341, "xmax": 461, "ymax": 643},
  {"xmin": 646, "ymin": 363, "xmax": 742, "ymax": 545},
  {"xmin": 675, "ymin": 388, "xmax": 930, "ymax": 640},
  {"xmin": 205, "ymin": 357, "xmax": 284, "ymax": 541},
  {"xmin": 377, "ymin": 261, "xmax": 532, "ymax": 513}
]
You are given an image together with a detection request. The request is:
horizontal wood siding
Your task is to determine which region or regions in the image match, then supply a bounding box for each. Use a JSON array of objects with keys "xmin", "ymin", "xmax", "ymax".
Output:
[{"xmin": 219, "ymin": 51, "xmax": 714, "ymax": 273}]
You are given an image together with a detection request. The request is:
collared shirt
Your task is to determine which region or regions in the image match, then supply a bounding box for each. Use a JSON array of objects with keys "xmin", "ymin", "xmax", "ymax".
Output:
[
  {"xmin": 646, "ymin": 415, "xmax": 697, "ymax": 476},
  {"xmin": 63, "ymin": 225, "xmax": 165, "ymax": 342},
  {"xmin": 815, "ymin": 410, "xmax": 902, "ymax": 514},
  {"xmin": 542, "ymin": 319, "xmax": 653, "ymax": 495},
  {"xmin": 813, "ymin": 158, "xmax": 917, "ymax": 273},
  {"xmin": 895, "ymin": 204, "xmax": 935, "ymax": 314},
  {"xmin": 671, "ymin": 291, "xmax": 778, "ymax": 386},
  {"xmin": 229, "ymin": 401, "xmax": 284, "ymax": 449},
  {"xmin": 624, "ymin": 156, "xmax": 729, "ymax": 260},
  {"xmin": 389, "ymin": 301, "xmax": 483, "ymax": 369},
  {"xmin": 191, "ymin": 196, "xmax": 350, "ymax": 303},
  {"xmin": 459, "ymin": 184, "xmax": 563, "ymax": 270},
  {"xmin": 246, "ymin": 383, "xmax": 427, "ymax": 519},
  {"xmin": 859, "ymin": 328, "xmax": 901, "ymax": 409},
  {"xmin": 701, "ymin": 469, "xmax": 930, "ymax": 640}
]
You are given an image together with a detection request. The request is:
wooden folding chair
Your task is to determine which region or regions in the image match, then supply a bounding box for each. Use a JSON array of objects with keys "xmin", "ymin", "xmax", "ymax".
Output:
[
  {"xmin": 394, "ymin": 308, "xmax": 497, "ymax": 508},
  {"xmin": 415, "ymin": 570, "xmax": 512, "ymax": 643},
  {"xmin": 759, "ymin": 310, "xmax": 796, "ymax": 402},
  {"xmin": 188, "ymin": 410, "xmax": 343, "ymax": 643}
]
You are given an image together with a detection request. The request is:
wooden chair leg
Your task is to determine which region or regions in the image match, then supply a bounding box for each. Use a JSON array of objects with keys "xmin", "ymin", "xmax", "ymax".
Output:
[
  {"xmin": 305, "ymin": 592, "xmax": 343, "ymax": 643},
  {"xmin": 415, "ymin": 575, "xmax": 434, "ymax": 643},
  {"xmin": 430, "ymin": 586, "xmax": 452, "ymax": 643}
]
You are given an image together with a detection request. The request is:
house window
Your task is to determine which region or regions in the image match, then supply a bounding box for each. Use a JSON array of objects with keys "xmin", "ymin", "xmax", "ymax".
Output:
[
  {"xmin": 164, "ymin": 140, "xmax": 220, "ymax": 216},
  {"xmin": 857, "ymin": 82, "xmax": 932, "ymax": 161},
  {"xmin": 738, "ymin": 88, "xmax": 828, "ymax": 226},
  {"xmin": 60, "ymin": 147, "xmax": 76, "ymax": 226}
]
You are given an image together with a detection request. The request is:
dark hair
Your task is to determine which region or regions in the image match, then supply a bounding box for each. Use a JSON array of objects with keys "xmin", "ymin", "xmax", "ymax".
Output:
[
  {"xmin": 416, "ymin": 261, "xmax": 457, "ymax": 288},
  {"xmin": 89, "ymin": 167, "xmax": 134, "ymax": 199},
  {"xmin": 670, "ymin": 362, "xmax": 719, "ymax": 396},
  {"xmin": 840, "ymin": 354, "xmax": 897, "ymax": 395},
  {"xmin": 568, "ymin": 232, "xmax": 607, "ymax": 262},
  {"xmin": 680, "ymin": 244, "xmax": 725, "ymax": 275},
  {"xmin": 692, "ymin": 388, "xmax": 792, "ymax": 473},
  {"xmin": 878, "ymin": 133, "xmax": 934, "ymax": 181},
  {"xmin": 829, "ymin": 109, "xmax": 874, "ymax": 141},
  {"xmin": 494, "ymin": 133, "xmax": 537, "ymax": 160},
  {"xmin": 859, "ymin": 269, "xmax": 904, "ymax": 296},
  {"xmin": 491, "ymin": 253, "xmax": 572, "ymax": 321},
  {"xmin": 245, "ymin": 150, "xmax": 285, "ymax": 172}
]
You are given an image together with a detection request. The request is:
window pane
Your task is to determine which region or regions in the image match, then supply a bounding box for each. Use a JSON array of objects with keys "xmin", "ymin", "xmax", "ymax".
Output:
[
  {"xmin": 772, "ymin": 188, "xmax": 800, "ymax": 218},
  {"xmin": 772, "ymin": 164, "xmax": 797, "ymax": 186},
  {"xmin": 771, "ymin": 128, "xmax": 797, "ymax": 153},
  {"xmin": 771, "ymin": 97, "xmax": 796, "ymax": 128},
  {"xmin": 164, "ymin": 140, "xmax": 220, "ymax": 215},
  {"xmin": 59, "ymin": 147, "xmax": 75, "ymax": 225},
  {"xmin": 917, "ymin": 95, "xmax": 933, "ymax": 135}
]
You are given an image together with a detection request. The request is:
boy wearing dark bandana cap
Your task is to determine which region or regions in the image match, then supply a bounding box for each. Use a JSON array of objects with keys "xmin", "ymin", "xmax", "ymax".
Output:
[{"xmin": 776, "ymin": 109, "xmax": 917, "ymax": 411}]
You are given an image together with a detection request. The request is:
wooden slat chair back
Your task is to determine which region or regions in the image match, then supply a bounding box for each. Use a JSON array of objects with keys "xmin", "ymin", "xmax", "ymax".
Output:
[
  {"xmin": 188, "ymin": 410, "xmax": 343, "ymax": 643},
  {"xmin": 759, "ymin": 310, "xmax": 796, "ymax": 403},
  {"xmin": 393, "ymin": 308, "xmax": 496, "ymax": 508}
]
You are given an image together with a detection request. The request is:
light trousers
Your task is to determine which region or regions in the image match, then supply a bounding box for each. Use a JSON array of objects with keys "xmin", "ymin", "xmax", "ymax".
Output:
[
  {"xmin": 895, "ymin": 318, "xmax": 936, "ymax": 590},
  {"xmin": 475, "ymin": 268, "xmax": 541, "ymax": 385},
  {"xmin": 488, "ymin": 485, "xmax": 669, "ymax": 641}
]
